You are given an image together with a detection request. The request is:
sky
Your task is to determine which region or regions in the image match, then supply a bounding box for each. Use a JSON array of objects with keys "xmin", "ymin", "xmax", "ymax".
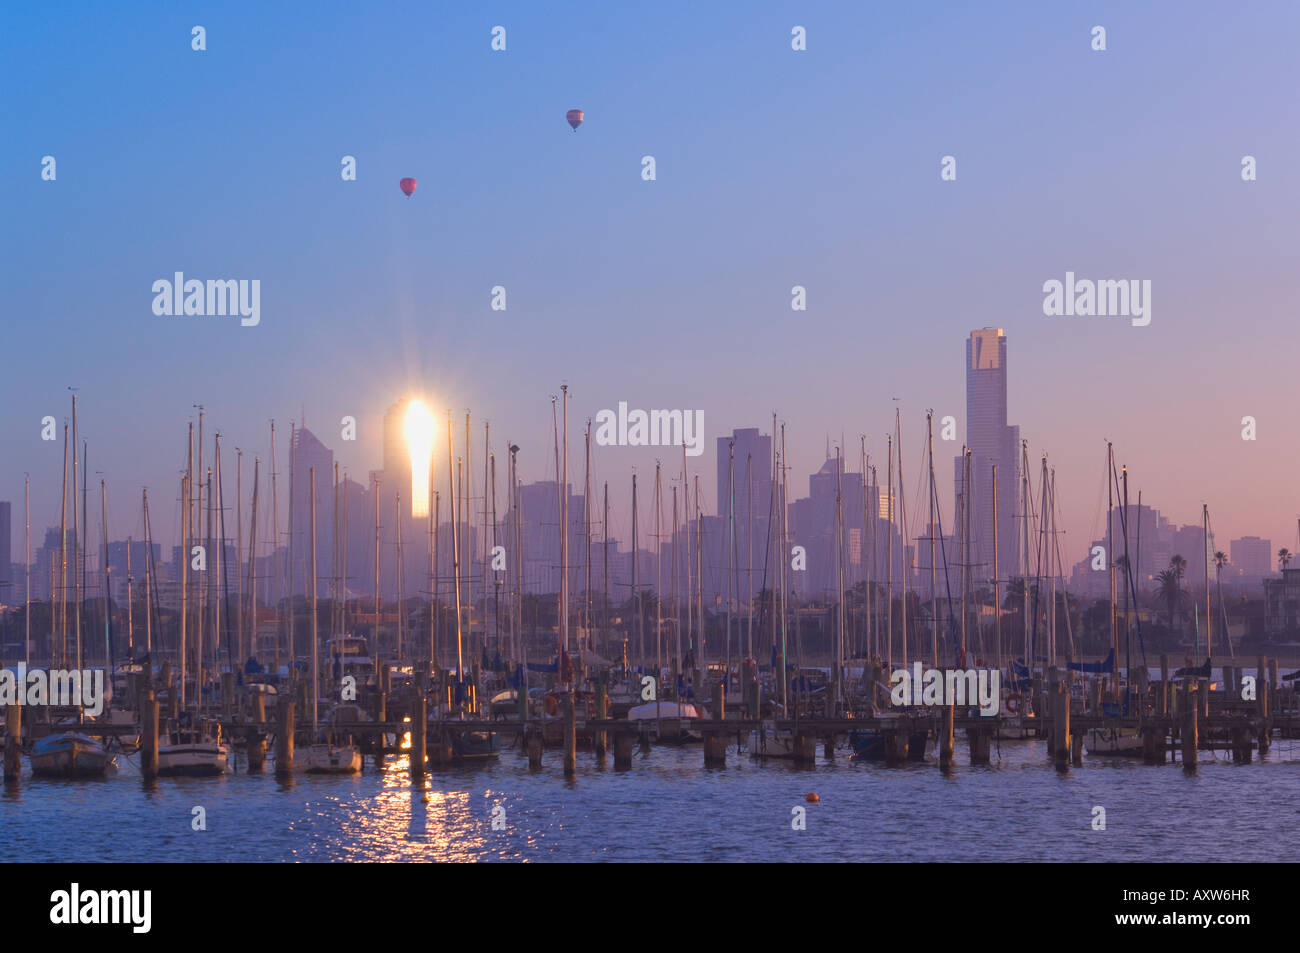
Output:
[{"xmin": 3, "ymin": 0, "xmax": 1300, "ymax": 572}]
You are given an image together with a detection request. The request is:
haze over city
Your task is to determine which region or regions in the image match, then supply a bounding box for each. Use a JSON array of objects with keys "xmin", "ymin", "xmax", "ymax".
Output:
[{"xmin": 5, "ymin": 0, "xmax": 1300, "ymax": 577}]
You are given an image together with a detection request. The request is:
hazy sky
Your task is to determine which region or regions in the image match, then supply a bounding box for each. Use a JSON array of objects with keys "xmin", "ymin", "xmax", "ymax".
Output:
[{"xmin": 4, "ymin": 1, "xmax": 1299, "ymax": 571}]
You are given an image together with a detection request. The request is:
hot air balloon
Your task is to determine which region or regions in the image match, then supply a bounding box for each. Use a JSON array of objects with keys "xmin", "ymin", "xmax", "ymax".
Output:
[
  {"xmin": 399, "ymin": 177, "xmax": 417, "ymax": 197},
  {"xmin": 566, "ymin": 109, "xmax": 584, "ymax": 131}
]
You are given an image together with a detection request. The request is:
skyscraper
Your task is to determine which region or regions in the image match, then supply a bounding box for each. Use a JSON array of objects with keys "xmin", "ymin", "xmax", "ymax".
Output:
[
  {"xmin": 716, "ymin": 428, "xmax": 773, "ymax": 600},
  {"xmin": 954, "ymin": 329, "xmax": 1020, "ymax": 586}
]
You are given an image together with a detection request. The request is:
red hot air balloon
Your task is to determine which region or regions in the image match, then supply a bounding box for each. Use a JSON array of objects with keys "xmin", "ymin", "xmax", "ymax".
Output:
[
  {"xmin": 399, "ymin": 177, "xmax": 417, "ymax": 197},
  {"xmin": 566, "ymin": 109, "xmax": 584, "ymax": 131}
]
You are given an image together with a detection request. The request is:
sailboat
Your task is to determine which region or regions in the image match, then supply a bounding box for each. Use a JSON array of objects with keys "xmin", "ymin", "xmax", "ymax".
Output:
[
  {"xmin": 1085, "ymin": 449, "xmax": 1142, "ymax": 757},
  {"xmin": 32, "ymin": 398, "xmax": 116, "ymax": 780},
  {"xmin": 158, "ymin": 716, "xmax": 229, "ymax": 776},
  {"xmin": 159, "ymin": 442, "xmax": 229, "ymax": 776},
  {"xmin": 295, "ymin": 466, "xmax": 361, "ymax": 773}
]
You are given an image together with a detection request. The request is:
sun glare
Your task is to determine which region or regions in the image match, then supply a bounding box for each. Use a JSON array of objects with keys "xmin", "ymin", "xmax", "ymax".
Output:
[{"xmin": 405, "ymin": 399, "xmax": 436, "ymax": 518}]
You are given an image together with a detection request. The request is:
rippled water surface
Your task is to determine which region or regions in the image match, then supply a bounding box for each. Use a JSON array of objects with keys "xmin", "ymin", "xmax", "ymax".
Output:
[{"xmin": 4, "ymin": 737, "xmax": 1298, "ymax": 862}]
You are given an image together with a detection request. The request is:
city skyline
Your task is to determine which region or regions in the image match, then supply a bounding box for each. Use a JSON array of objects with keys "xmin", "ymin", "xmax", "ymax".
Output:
[{"xmin": 6, "ymin": 2, "xmax": 1300, "ymax": 597}]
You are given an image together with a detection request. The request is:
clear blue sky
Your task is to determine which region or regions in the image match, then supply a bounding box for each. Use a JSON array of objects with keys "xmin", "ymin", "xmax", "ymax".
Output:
[{"xmin": 4, "ymin": 0, "xmax": 1300, "ymax": 565}]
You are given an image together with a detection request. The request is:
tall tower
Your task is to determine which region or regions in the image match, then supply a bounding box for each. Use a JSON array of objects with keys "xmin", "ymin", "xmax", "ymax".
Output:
[{"xmin": 954, "ymin": 329, "xmax": 1020, "ymax": 587}]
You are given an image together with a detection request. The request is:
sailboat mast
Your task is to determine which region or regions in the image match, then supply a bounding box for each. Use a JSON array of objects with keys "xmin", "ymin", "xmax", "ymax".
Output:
[
  {"xmin": 143, "ymin": 489, "xmax": 152, "ymax": 656},
  {"xmin": 100, "ymin": 479, "xmax": 109, "ymax": 672},
  {"xmin": 448, "ymin": 414, "xmax": 464, "ymax": 683},
  {"xmin": 747, "ymin": 452, "xmax": 754, "ymax": 661},
  {"xmin": 1107, "ymin": 442, "xmax": 1118, "ymax": 700},
  {"xmin": 248, "ymin": 459, "xmax": 260, "ymax": 663},
  {"xmin": 1121, "ymin": 465, "xmax": 1131, "ymax": 677},
  {"xmin": 288, "ymin": 424, "xmax": 296, "ymax": 680},
  {"xmin": 372, "ymin": 476, "xmax": 380, "ymax": 661},
  {"xmin": 179, "ymin": 473, "xmax": 187, "ymax": 707},
  {"xmin": 465, "ymin": 412, "xmax": 472, "ymax": 668},
  {"xmin": 127, "ymin": 532, "xmax": 132, "ymax": 658},
  {"xmin": 24, "ymin": 474, "xmax": 30, "ymax": 666},
  {"xmin": 1021, "ymin": 441, "xmax": 1030, "ymax": 666},
  {"xmin": 656, "ymin": 461, "xmax": 663, "ymax": 682},
  {"xmin": 695, "ymin": 473, "xmax": 703, "ymax": 670},
  {"xmin": 671, "ymin": 484, "xmax": 679, "ymax": 686},
  {"xmin": 723, "ymin": 447, "xmax": 731, "ymax": 677},
  {"xmin": 834, "ymin": 446, "xmax": 844, "ymax": 712},
  {"xmin": 777, "ymin": 424, "xmax": 788, "ymax": 704},
  {"xmin": 58, "ymin": 424, "xmax": 68, "ymax": 669},
  {"xmin": 560, "ymin": 387, "xmax": 569, "ymax": 668},
  {"xmin": 491, "ymin": 452, "xmax": 499, "ymax": 659},
  {"xmin": 896, "ymin": 409, "xmax": 908, "ymax": 675},
  {"xmin": 632, "ymin": 474, "xmax": 640, "ymax": 669},
  {"xmin": 603, "ymin": 481, "xmax": 610, "ymax": 665},
  {"xmin": 1203, "ymin": 503, "xmax": 1211, "ymax": 664},
  {"xmin": 396, "ymin": 491, "xmax": 404, "ymax": 661},
  {"xmin": 927, "ymin": 413, "xmax": 937, "ymax": 667},
  {"xmin": 992, "ymin": 464, "xmax": 1000, "ymax": 673},
  {"xmin": 236, "ymin": 450, "xmax": 244, "ymax": 667},
  {"xmin": 960, "ymin": 447, "xmax": 969, "ymax": 662},
  {"xmin": 310, "ymin": 467, "xmax": 318, "ymax": 733},
  {"xmin": 584, "ymin": 423, "xmax": 592, "ymax": 657},
  {"xmin": 72, "ymin": 396, "xmax": 80, "ymax": 674},
  {"xmin": 1047, "ymin": 458, "xmax": 1056, "ymax": 668},
  {"xmin": 886, "ymin": 432, "xmax": 893, "ymax": 674},
  {"xmin": 269, "ymin": 421, "xmax": 280, "ymax": 676}
]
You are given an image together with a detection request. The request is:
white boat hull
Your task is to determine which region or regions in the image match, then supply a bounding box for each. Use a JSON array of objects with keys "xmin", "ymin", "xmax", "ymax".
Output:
[
  {"xmin": 158, "ymin": 743, "xmax": 229, "ymax": 776},
  {"xmin": 295, "ymin": 744, "xmax": 361, "ymax": 774},
  {"xmin": 1086, "ymin": 726, "xmax": 1143, "ymax": 756}
]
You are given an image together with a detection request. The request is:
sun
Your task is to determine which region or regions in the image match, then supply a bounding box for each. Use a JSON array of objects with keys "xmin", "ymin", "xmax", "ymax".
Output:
[{"xmin": 404, "ymin": 399, "xmax": 436, "ymax": 518}]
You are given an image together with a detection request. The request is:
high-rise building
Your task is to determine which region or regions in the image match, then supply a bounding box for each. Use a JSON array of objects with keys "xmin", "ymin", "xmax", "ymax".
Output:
[
  {"xmin": 716, "ymin": 428, "xmax": 774, "ymax": 600},
  {"xmin": 954, "ymin": 329, "xmax": 1020, "ymax": 586},
  {"xmin": 290, "ymin": 426, "xmax": 335, "ymax": 596},
  {"xmin": 1231, "ymin": 536, "xmax": 1272, "ymax": 576}
]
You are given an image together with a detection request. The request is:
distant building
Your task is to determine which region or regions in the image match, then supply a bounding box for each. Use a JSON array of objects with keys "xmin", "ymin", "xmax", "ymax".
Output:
[
  {"xmin": 1231, "ymin": 536, "xmax": 1271, "ymax": 576},
  {"xmin": 0, "ymin": 501, "xmax": 10, "ymax": 601},
  {"xmin": 953, "ymin": 329, "xmax": 1020, "ymax": 588},
  {"xmin": 1264, "ymin": 568, "xmax": 1300, "ymax": 635}
]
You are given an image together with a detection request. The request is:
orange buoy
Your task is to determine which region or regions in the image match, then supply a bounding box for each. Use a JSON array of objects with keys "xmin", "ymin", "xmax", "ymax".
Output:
[{"xmin": 805, "ymin": 792, "xmax": 819, "ymax": 803}]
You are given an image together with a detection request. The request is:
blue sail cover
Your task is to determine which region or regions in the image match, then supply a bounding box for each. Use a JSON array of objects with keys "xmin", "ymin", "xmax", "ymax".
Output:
[{"xmin": 1067, "ymin": 649, "xmax": 1115, "ymax": 674}]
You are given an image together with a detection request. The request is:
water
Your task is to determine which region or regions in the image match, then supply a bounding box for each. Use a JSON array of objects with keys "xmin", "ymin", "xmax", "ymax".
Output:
[{"xmin": 4, "ymin": 737, "xmax": 1297, "ymax": 862}]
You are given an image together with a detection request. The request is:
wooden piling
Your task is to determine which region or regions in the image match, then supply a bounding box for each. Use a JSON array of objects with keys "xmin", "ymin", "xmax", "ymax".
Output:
[
  {"xmin": 140, "ymin": 687, "xmax": 159, "ymax": 779},
  {"xmin": 939, "ymin": 704, "xmax": 955, "ymax": 770},
  {"xmin": 563, "ymin": 691, "xmax": 577, "ymax": 777},
  {"xmin": 612, "ymin": 730, "xmax": 632, "ymax": 769},
  {"xmin": 883, "ymin": 729, "xmax": 907, "ymax": 766},
  {"xmin": 410, "ymin": 671, "xmax": 427, "ymax": 779},
  {"xmin": 594, "ymin": 677, "xmax": 607, "ymax": 763},
  {"xmin": 247, "ymin": 692, "xmax": 267, "ymax": 773},
  {"xmin": 968, "ymin": 725, "xmax": 990, "ymax": 765},
  {"xmin": 4, "ymin": 700, "xmax": 22, "ymax": 782},
  {"xmin": 523, "ymin": 726, "xmax": 541, "ymax": 769},
  {"xmin": 704, "ymin": 681, "xmax": 726, "ymax": 767},
  {"xmin": 1159, "ymin": 655, "xmax": 1169, "ymax": 715},
  {"xmin": 1181, "ymin": 681, "xmax": 1197, "ymax": 772},
  {"xmin": 1051, "ymin": 681, "xmax": 1070, "ymax": 771},
  {"xmin": 274, "ymin": 695, "xmax": 294, "ymax": 776}
]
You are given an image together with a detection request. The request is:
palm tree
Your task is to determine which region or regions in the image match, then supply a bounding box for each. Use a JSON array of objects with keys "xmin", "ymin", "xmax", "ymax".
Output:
[
  {"xmin": 1279, "ymin": 548, "xmax": 1292, "ymax": 571},
  {"xmin": 1155, "ymin": 568, "xmax": 1183, "ymax": 631},
  {"xmin": 1170, "ymin": 554, "xmax": 1187, "ymax": 582}
]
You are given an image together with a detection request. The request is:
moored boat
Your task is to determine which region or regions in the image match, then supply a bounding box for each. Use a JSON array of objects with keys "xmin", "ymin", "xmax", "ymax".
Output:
[{"xmin": 30, "ymin": 731, "xmax": 116, "ymax": 778}]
